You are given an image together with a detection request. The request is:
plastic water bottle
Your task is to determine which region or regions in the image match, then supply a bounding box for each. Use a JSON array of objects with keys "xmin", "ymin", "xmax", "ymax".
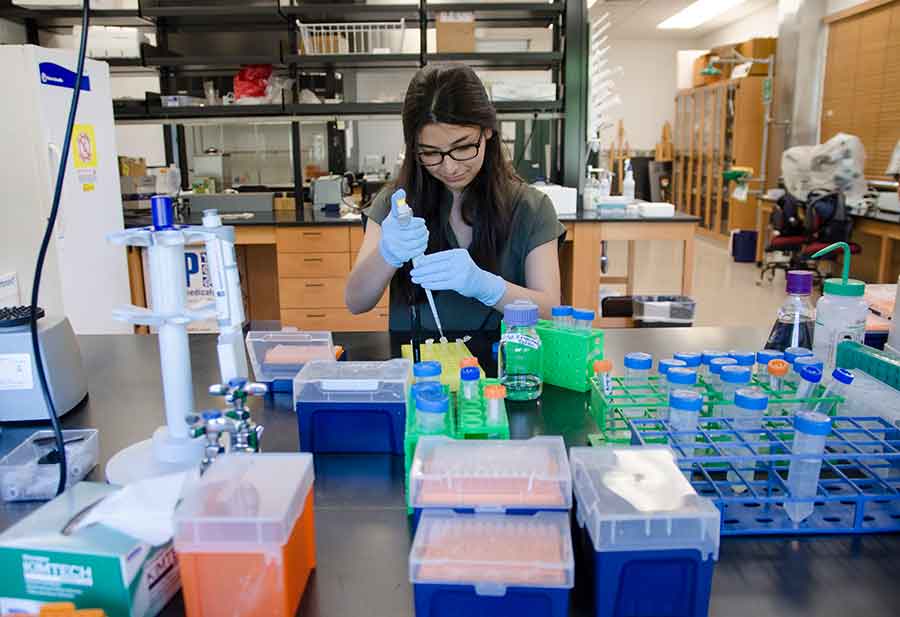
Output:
[
  {"xmin": 728, "ymin": 351, "xmax": 755, "ymax": 369},
  {"xmin": 708, "ymin": 357, "xmax": 738, "ymax": 387},
  {"xmin": 700, "ymin": 351, "xmax": 727, "ymax": 378},
  {"xmin": 674, "ymin": 352, "xmax": 702, "ymax": 370},
  {"xmin": 499, "ymin": 300, "xmax": 543, "ymax": 401},
  {"xmin": 658, "ymin": 358, "xmax": 687, "ymax": 378},
  {"xmin": 815, "ymin": 368, "xmax": 854, "ymax": 415},
  {"xmin": 414, "ymin": 361, "xmax": 441, "ymax": 384},
  {"xmin": 665, "ymin": 368, "xmax": 698, "ymax": 416},
  {"xmin": 811, "ymin": 242, "xmax": 868, "ymax": 369},
  {"xmin": 668, "ymin": 389, "xmax": 704, "ymax": 459},
  {"xmin": 622, "ymin": 159, "xmax": 636, "ymax": 201},
  {"xmin": 726, "ymin": 388, "xmax": 769, "ymax": 492},
  {"xmin": 795, "ymin": 366, "xmax": 823, "ymax": 411},
  {"xmin": 756, "ymin": 350, "xmax": 784, "ymax": 377},
  {"xmin": 766, "ymin": 270, "xmax": 815, "ymax": 351},
  {"xmin": 786, "ymin": 411, "xmax": 832, "ymax": 524},
  {"xmin": 572, "ymin": 308, "xmax": 595, "ymax": 330},
  {"xmin": 551, "ymin": 305, "xmax": 574, "ymax": 328},
  {"xmin": 460, "ymin": 366, "xmax": 480, "ymax": 404},
  {"xmin": 624, "ymin": 352, "xmax": 652, "ymax": 385},
  {"xmin": 718, "ymin": 365, "xmax": 751, "ymax": 418},
  {"xmin": 416, "ymin": 389, "xmax": 450, "ymax": 434}
]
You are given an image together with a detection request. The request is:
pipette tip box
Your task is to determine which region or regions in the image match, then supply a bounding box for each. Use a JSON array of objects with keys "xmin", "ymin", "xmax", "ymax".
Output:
[
  {"xmin": 294, "ymin": 359, "xmax": 411, "ymax": 453},
  {"xmin": 410, "ymin": 510, "xmax": 574, "ymax": 617},
  {"xmin": 174, "ymin": 453, "xmax": 316, "ymax": 617},
  {"xmin": 246, "ymin": 330, "xmax": 335, "ymax": 394},
  {"xmin": 409, "ymin": 436, "xmax": 572, "ymax": 530},
  {"xmin": 570, "ymin": 446, "xmax": 720, "ymax": 617}
]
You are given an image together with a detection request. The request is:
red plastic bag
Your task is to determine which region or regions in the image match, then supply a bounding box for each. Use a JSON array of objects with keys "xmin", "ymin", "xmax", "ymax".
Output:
[{"xmin": 234, "ymin": 65, "xmax": 273, "ymax": 100}]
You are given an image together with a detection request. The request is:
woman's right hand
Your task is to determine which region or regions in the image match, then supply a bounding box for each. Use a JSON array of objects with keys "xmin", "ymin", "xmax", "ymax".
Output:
[{"xmin": 378, "ymin": 192, "xmax": 429, "ymax": 268}]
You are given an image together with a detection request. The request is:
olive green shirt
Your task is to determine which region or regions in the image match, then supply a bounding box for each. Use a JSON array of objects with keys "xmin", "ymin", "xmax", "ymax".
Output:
[{"xmin": 365, "ymin": 182, "xmax": 565, "ymax": 332}]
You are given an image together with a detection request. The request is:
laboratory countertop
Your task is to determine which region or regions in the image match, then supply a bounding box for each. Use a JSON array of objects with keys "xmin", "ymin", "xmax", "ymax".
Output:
[
  {"xmin": 1, "ymin": 327, "xmax": 899, "ymax": 617},
  {"xmin": 122, "ymin": 207, "xmax": 700, "ymax": 230}
]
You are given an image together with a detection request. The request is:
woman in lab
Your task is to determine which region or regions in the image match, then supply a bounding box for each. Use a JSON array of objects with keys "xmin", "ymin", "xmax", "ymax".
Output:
[{"xmin": 345, "ymin": 64, "xmax": 564, "ymax": 332}]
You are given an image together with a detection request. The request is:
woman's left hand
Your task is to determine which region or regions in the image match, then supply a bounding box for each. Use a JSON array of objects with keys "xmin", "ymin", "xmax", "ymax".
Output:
[{"xmin": 410, "ymin": 249, "xmax": 507, "ymax": 307}]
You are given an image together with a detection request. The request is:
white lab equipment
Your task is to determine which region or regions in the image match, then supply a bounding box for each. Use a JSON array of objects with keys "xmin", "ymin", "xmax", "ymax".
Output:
[
  {"xmin": 815, "ymin": 368, "xmax": 854, "ymax": 415},
  {"xmin": 394, "ymin": 190, "xmax": 444, "ymax": 340},
  {"xmin": 725, "ymin": 388, "xmax": 769, "ymax": 492},
  {"xmin": 668, "ymin": 389, "xmax": 703, "ymax": 460},
  {"xmin": 718, "ymin": 366, "xmax": 751, "ymax": 418},
  {"xmin": 0, "ymin": 45, "xmax": 131, "ymax": 334},
  {"xmin": 811, "ymin": 243, "xmax": 867, "ymax": 369},
  {"xmin": 531, "ymin": 183, "xmax": 577, "ymax": 216},
  {"xmin": 756, "ymin": 350, "xmax": 784, "ymax": 376},
  {"xmin": 104, "ymin": 197, "xmax": 249, "ymax": 485},
  {"xmin": 786, "ymin": 411, "xmax": 831, "ymax": 524}
]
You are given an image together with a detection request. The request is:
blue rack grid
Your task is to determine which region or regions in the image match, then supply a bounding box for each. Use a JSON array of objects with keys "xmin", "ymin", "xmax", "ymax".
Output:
[{"xmin": 628, "ymin": 415, "xmax": 900, "ymax": 536}]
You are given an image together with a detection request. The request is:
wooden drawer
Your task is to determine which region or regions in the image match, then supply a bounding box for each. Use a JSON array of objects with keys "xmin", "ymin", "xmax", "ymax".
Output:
[
  {"xmin": 277, "ymin": 252, "xmax": 350, "ymax": 278},
  {"xmin": 350, "ymin": 225, "xmax": 365, "ymax": 253},
  {"xmin": 280, "ymin": 278, "xmax": 389, "ymax": 308},
  {"xmin": 276, "ymin": 226, "xmax": 349, "ymax": 253},
  {"xmin": 281, "ymin": 308, "xmax": 389, "ymax": 332}
]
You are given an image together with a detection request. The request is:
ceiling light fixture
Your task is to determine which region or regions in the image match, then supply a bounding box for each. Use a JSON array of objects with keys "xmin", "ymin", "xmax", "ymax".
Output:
[{"xmin": 657, "ymin": 0, "xmax": 748, "ymax": 30}]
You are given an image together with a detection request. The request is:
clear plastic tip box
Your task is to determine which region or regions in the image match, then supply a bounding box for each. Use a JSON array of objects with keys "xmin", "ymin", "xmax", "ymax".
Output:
[
  {"xmin": 0, "ymin": 429, "xmax": 98, "ymax": 502},
  {"xmin": 246, "ymin": 330, "xmax": 334, "ymax": 393},
  {"xmin": 174, "ymin": 453, "xmax": 316, "ymax": 617},
  {"xmin": 409, "ymin": 436, "xmax": 572, "ymax": 528},
  {"xmin": 293, "ymin": 359, "xmax": 411, "ymax": 453},
  {"xmin": 410, "ymin": 510, "xmax": 574, "ymax": 617},
  {"xmin": 570, "ymin": 446, "xmax": 720, "ymax": 617}
]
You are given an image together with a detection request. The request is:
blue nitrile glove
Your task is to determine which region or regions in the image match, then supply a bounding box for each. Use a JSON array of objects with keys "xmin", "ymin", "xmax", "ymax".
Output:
[
  {"xmin": 378, "ymin": 189, "xmax": 429, "ymax": 268},
  {"xmin": 410, "ymin": 248, "xmax": 507, "ymax": 307}
]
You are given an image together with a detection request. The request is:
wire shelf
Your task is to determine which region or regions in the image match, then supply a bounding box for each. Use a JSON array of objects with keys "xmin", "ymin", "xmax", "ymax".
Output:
[
  {"xmin": 297, "ymin": 19, "xmax": 407, "ymax": 55},
  {"xmin": 625, "ymin": 415, "xmax": 900, "ymax": 535}
]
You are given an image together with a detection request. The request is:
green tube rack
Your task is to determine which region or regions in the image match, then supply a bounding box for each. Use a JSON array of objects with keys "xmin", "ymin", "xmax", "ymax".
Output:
[
  {"xmin": 534, "ymin": 320, "xmax": 604, "ymax": 392},
  {"xmin": 836, "ymin": 341, "xmax": 900, "ymax": 390},
  {"xmin": 588, "ymin": 372, "xmax": 845, "ymax": 447}
]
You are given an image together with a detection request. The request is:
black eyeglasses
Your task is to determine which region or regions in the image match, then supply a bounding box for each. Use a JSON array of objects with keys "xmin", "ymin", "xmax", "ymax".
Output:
[{"xmin": 416, "ymin": 130, "xmax": 484, "ymax": 167}]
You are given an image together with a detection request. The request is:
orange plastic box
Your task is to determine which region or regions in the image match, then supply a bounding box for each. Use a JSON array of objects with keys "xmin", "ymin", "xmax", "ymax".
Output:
[{"xmin": 174, "ymin": 453, "xmax": 316, "ymax": 617}]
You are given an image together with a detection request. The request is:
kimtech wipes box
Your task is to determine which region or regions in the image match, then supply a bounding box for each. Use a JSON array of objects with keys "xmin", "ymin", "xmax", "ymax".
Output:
[{"xmin": 0, "ymin": 482, "xmax": 180, "ymax": 617}]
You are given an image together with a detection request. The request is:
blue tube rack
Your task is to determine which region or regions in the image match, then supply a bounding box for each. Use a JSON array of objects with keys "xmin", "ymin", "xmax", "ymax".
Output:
[{"xmin": 628, "ymin": 415, "xmax": 900, "ymax": 536}]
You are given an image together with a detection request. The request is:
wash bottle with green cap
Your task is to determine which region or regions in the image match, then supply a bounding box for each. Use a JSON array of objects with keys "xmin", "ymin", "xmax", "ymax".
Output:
[{"xmin": 810, "ymin": 242, "xmax": 868, "ymax": 368}]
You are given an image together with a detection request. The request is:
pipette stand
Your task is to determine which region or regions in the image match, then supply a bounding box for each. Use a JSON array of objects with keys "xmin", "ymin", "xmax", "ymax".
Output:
[{"xmin": 104, "ymin": 203, "xmax": 250, "ymax": 485}]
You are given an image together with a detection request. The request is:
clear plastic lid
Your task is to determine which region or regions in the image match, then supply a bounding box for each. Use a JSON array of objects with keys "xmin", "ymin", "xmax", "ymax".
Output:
[
  {"xmin": 174, "ymin": 453, "xmax": 314, "ymax": 553},
  {"xmin": 410, "ymin": 436, "xmax": 572, "ymax": 511},
  {"xmin": 293, "ymin": 358, "xmax": 411, "ymax": 405},
  {"xmin": 409, "ymin": 510, "xmax": 574, "ymax": 593},
  {"xmin": 569, "ymin": 446, "xmax": 720, "ymax": 560},
  {"xmin": 246, "ymin": 330, "xmax": 334, "ymax": 383}
]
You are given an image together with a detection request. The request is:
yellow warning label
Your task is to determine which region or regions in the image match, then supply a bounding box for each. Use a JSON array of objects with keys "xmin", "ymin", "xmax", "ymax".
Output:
[{"xmin": 71, "ymin": 124, "xmax": 97, "ymax": 169}]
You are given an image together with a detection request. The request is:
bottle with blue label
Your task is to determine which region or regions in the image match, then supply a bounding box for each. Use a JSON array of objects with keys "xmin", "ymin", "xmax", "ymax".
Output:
[{"xmin": 499, "ymin": 300, "xmax": 543, "ymax": 401}]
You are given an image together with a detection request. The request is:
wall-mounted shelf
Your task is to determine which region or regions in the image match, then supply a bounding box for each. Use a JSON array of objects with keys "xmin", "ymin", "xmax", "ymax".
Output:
[
  {"xmin": 283, "ymin": 53, "xmax": 422, "ymax": 70},
  {"xmin": 424, "ymin": 2, "xmax": 564, "ymax": 27},
  {"xmin": 425, "ymin": 52, "xmax": 562, "ymax": 69},
  {"xmin": 281, "ymin": 3, "xmax": 419, "ymax": 23},
  {"xmin": 0, "ymin": 4, "xmax": 150, "ymax": 27},
  {"xmin": 141, "ymin": 44, "xmax": 283, "ymax": 69}
]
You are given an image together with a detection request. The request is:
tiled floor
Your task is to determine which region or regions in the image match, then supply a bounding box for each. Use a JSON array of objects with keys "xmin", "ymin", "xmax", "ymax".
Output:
[{"xmin": 604, "ymin": 235, "xmax": 798, "ymax": 329}]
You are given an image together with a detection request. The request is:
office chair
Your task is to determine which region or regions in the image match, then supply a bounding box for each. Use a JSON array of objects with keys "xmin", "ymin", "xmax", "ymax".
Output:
[{"xmin": 759, "ymin": 189, "xmax": 861, "ymax": 287}]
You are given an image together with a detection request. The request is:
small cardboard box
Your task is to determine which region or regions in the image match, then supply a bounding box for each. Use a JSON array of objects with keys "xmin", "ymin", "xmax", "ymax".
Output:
[
  {"xmin": 0, "ymin": 483, "xmax": 180, "ymax": 617},
  {"xmin": 436, "ymin": 12, "xmax": 475, "ymax": 53},
  {"xmin": 117, "ymin": 156, "xmax": 147, "ymax": 178}
]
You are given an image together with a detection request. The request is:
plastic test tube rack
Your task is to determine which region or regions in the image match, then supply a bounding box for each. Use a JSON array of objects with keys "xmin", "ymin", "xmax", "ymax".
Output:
[
  {"xmin": 533, "ymin": 319, "xmax": 604, "ymax": 392},
  {"xmin": 455, "ymin": 378, "xmax": 510, "ymax": 440},
  {"xmin": 627, "ymin": 415, "xmax": 900, "ymax": 536},
  {"xmin": 589, "ymin": 371, "xmax": 845, "ymax": 447},
  {"xmin": 401, "ymin": 340, "xmax": 484, "ymax": 392}
]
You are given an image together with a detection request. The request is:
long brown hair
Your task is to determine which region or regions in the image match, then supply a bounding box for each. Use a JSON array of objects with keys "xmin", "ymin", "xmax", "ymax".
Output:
[{"xmin": 394, "ymin": 64, "xmax": 521, "ymax": 303}]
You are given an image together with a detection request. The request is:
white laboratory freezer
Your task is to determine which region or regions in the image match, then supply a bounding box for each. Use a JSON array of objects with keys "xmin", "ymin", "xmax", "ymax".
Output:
[{"xmin": 0, "ymin": 45, "xmax": 132, "ymax": 334}]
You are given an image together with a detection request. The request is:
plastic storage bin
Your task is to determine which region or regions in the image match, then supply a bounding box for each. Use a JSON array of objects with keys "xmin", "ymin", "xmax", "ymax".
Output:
[
  {"xmin": 410, "ymin": 510, "xmax": 574, "ymax": 617},
  {"xmin": 570, "ymin": 446, "xmax": 720, "ymax": 617},
  {"xmin": 246, "ymin": 329, "xmax": 335, "ymax": 393},
  {"xmin": 632, "ymin": 295, "xmax": 696, "ymax": 327},
  {"xmin": 409, "ymin": 436, "xmax": 572, "ymax": 527},
  {"xmin": 174, "ymin": 453, "xmax": 316, "ymax": 617},
  {"xmin": 0, "ymin": 429, "xmax": 99, "ymax": 502},
  {"xmin": 293, "ymin": 359, "xmax": 411, "ymax": 453}
]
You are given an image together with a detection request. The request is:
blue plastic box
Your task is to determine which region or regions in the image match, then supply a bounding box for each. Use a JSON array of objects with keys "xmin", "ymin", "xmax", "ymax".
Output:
[
  {"xmin": 570, "ymin": 446, "xmax": 720, "ymax": 617},
  {"xmin": 408, "ymin": 436, "xmax": 572, "ymax": 530},
  {"xmin": 410, "ymin": 510, "xmax": 574, "ymax": 617},
  {"xmin": 293, "ymin": 359, "xmax": 411, "ymax": 453}
]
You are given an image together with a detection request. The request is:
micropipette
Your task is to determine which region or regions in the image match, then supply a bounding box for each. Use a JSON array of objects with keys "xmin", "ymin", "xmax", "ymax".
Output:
[{"xmin": 393, "ymin": 189, "xmax": 446, "ymax": 341}]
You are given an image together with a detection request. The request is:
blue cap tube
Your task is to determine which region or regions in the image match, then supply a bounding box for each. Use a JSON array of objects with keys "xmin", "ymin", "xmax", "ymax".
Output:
[{"xmin": 151, "ymin": 195, "xmax": 174, "ymax": 230}]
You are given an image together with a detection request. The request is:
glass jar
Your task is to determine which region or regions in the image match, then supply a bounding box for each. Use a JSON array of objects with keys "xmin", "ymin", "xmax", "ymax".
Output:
[{"xmin": 499, "ymin": 300, "xmax": 543, "ymax": 401}]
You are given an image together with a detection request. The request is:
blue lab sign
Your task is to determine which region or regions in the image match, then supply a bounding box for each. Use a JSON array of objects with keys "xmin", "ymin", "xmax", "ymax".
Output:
[{"xmin": 38, "ymin": 62, "xmax": 91, "ymax": 92}]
